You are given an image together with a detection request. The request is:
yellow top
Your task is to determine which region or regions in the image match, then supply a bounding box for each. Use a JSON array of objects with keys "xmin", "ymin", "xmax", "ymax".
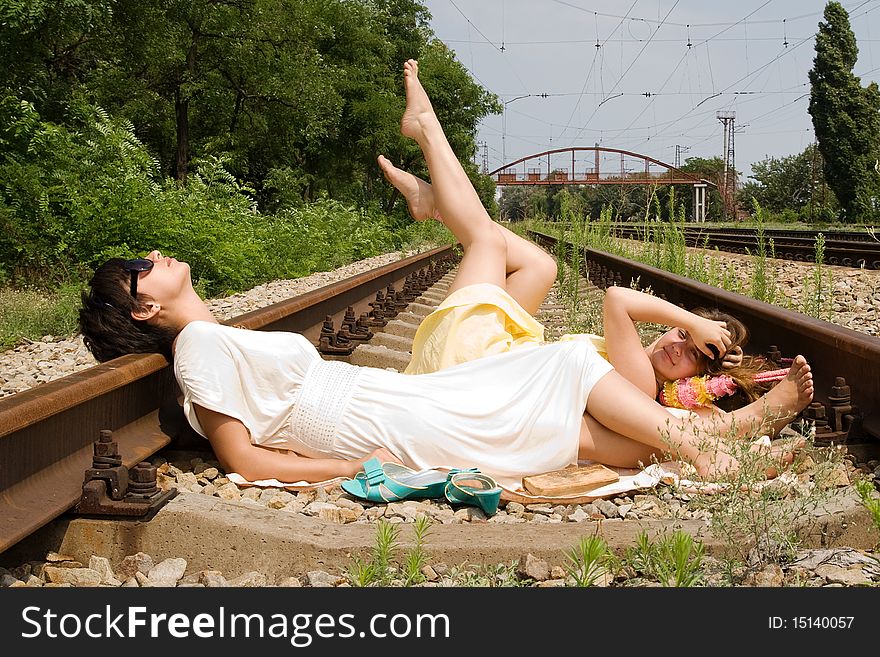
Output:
[{"xmin": 405, "ymin": 283, "xmax": 608, "ymax": 375}]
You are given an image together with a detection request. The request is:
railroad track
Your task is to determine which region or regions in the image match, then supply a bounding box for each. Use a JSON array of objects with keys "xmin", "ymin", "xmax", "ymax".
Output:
[
  {"xmin": 0, "ymin": 246, "xmax": 456, "ymax": 555},
  {"xmin": 606, "ymin": 224, "xmax": 880, "ymax": 269},
  {"xmin": 529, "ymin": 230, "xmax": 880, "ymax": 449},
  {"xmin": 3, "ymin": 235, "xmax": 879, "ymax": 557}
]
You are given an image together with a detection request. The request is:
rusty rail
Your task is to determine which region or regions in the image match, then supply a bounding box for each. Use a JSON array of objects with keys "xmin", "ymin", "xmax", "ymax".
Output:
[
  {"xmin": 529, "ymin": 231, "xmax": 880, "ymax": 445},
  {"xmin": 606, "ymin": 224, "xmax": 880, "ymax": 269},
  {"xmin": 0, "ymin": 246, "xmax": 454, "ymax": 554}
]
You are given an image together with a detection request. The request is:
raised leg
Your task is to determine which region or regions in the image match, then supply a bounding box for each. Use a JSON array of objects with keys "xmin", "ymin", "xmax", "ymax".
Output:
[{"xmin": 377, "ymin": 156, "xmax": 557, "ymax": 313}]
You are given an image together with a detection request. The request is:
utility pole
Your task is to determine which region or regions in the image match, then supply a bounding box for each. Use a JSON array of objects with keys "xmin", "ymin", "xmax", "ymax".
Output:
[
  {"xmin": 674, "ymin": 144, "xmax": 689, "ymax": 169},
  {"xmin": 716, "ymin": 111, "xmax": 737, "ymax": 220},
  {"xmin": 809, "ymin": 142, "xmax": 817, "ymax": 222}
]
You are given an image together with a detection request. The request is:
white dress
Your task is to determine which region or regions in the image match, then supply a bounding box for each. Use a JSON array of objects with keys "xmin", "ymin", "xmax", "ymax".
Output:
[{"xmin": 173, "ymin": 321, "xmax": 614, "ymax": 491}]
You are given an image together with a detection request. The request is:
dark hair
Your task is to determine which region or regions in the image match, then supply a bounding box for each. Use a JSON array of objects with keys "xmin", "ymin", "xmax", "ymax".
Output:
[
  {"xmin": 79, "ymin": 258, "xmax": 178, "ymax": 362},
  {"xmin": 691, "ymin": 307, "xmax": 774, "ymax": 410}
]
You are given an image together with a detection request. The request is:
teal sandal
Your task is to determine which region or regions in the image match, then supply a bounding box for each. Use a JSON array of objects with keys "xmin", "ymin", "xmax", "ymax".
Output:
[
  {"xmin": 341, "ymin": 459, "xmax": 501, "ymax": 515},
  {"xmin": 341, "ymin": 458, "xmax": 449, "ymax": 503},
  {"xmin": 444, "ymin": 472, "xmax": 502, "ymax": 516}
]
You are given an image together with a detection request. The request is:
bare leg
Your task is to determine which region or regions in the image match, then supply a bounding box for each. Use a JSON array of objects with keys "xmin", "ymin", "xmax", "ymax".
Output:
[
  {"xmin": 578, "ymin": 414, "xmax": 660, "ymax": 468},
  {"xmin": 681, "ymin": 356, "xmax": 814, "ymax": 439},
  {"xmin": 386, "ymin": 59, "xmax": 506, "ymax": 295},
  {"xmin": 584, "ymin": 356, "xmax": 814, "ymax": 477},
  {"xmin": 579, "ymin": 411, "xmax": 805, "ymax": 472},
  {"xmin": 378, "ymin": 155, "xmax": 557, "ymax": 313}
]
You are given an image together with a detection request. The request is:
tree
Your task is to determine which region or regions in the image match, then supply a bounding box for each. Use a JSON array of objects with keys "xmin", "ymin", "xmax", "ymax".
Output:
[
  {"xmin": 808, "ymin": 1, "xmax": 880, "ymax": 222},
  {"xmin": 738, "ymin": 144, "xmax": 837, "ymax": 220},
  {"xmin": 0, "ymin": 1, "xmax": 496, "ymax": 208}
]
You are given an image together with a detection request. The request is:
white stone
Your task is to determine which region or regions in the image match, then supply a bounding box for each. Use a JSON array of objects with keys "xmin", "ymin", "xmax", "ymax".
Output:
[{"xmin": 148, "ymin": 558, "xmax": 188, "ymax": 587}]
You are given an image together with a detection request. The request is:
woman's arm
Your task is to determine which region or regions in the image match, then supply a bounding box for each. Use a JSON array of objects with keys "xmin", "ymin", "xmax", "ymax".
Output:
[
  {"xmin": 603, "ymin": 287, "xmax": 731, "ymax": 396},
  {"xmin": 194, "ymin": 404, "xmax": 401, "ymax": 482},
  {"xmin": 602, "ymin": 287, "xmax": 664, "ymax": 396}
]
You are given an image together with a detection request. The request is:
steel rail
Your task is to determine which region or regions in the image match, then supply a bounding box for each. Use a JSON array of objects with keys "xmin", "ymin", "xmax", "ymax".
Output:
[
  {"xmin": 0, "ymin": 246, "xmax": 453, "ymax": 554},
  {"xmin": 529, "ymin": 231, "xmax": 880, "ymax": 445},
  {"xmin": 606, "ymin": 225, "xmax": 880, "ymax": 269},
  {"xmin": 607, "ymin": 224, "xmax": 878, "ymax": 243}
]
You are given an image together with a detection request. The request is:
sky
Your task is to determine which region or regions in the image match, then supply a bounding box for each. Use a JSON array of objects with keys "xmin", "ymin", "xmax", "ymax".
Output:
[{"xmin": 421, "ymin": 0, "xmax": 880, "ymax": 180}]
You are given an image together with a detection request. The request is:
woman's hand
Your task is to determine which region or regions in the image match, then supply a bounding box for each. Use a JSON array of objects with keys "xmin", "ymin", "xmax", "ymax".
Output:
[
  {"xmin": 689, "ymin": 316, "xmax": 732, "ymax": 360},
  {"xmin": 345, "ymin": 447, "xmax": 404, "ymax": 477},
  {"xmin": 721, "ymin": 345, "xmax": 743, "ymax": 369}
]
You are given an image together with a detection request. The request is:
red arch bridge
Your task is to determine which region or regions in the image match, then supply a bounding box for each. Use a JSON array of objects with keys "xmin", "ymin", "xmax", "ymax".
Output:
[{"xmin": 489, "ymin": 147, "xmax": 716, "ymax": 222}]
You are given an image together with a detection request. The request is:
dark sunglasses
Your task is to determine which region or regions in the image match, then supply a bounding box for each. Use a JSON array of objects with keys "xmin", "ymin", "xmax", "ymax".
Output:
[{"xmin": 123, "ymin": 258, "xmax": 154, "ymax": 297}]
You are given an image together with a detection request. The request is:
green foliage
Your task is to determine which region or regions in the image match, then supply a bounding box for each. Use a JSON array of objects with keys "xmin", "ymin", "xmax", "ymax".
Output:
[
  {"xmin": 853, "ymin": 477, "xmax": 880, "ymax": 542},
  {"xmin": 800, "ymin": 233, "xmax": 834, "ymax": 320},
  {"xmin": 682, "ymin": 420, "xmax": 848, "ymax": 569},
  {"xmin": 0, "ymin": 284, "xmax": 82, "ymax": 348},
  {"xmin": 808, "ymin": 2, "xmax": 880, "ymax": 222},
  {"xmin": 747, "ymin": 198, "xmax": 779, "ymax": 304},
  {"xmin": 624, "ymin": 530, "xmax": 705, "ymax": 587},
  {"xmin": 346, "ymin": 515, "xmax": 438, "ymax": 587},
  {"xmin": 445, "ymin": 561, "xmax": 523, "ymax": 587},
  {"xmin": 347, "ymin": 518, "xmax": 400, "ymax": 586},
  {"xmin": 402, "ymin": 516, "xmax": 432, "ymax": 586},
  {"xmin": 738, "ymin": 144, "xmax": 837, "ymax": 220},
  {"xmin": 0, "ymin": 0, "xmax": 498, "ymax": 297},
  {"xmin": 0, "ymin": 94, "xmax": 450, "ymax": 310},
  {"xmin": 564, "ymin": 535, "xmax": 615, "ymax": 587},
  {"xmin": 0, "ymin": 96, "xmax": 164, "ymax": 284}
]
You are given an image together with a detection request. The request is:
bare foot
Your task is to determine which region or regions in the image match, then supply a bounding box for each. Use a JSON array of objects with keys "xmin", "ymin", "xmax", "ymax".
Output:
[
  {"xmin": 376, "ymin": 155, "xmax": 437, "ymax": 222},
  {"xmin": 691, "ymin": 432, "xmax": 807, "ymax": 480},
  {"xmin": 751, "ymin": 435, "xmax": 806, "ymax": 478},
  {"xmin": 400, "ymin": 59, "xmax": 438, "ymax": 142},
  {"xmin": 761, "ymin": 355, "xmax": 814, "ymax": 433}
]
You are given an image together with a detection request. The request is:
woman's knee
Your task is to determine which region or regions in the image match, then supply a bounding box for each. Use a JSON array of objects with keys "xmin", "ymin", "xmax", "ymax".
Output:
[
  {"xmin": 536, "ymin": 251, "xmax": 558, "ymax": 285},
  {"xmin": 467, "ymin": 223, "xmax": 507, "ymax": 258}
]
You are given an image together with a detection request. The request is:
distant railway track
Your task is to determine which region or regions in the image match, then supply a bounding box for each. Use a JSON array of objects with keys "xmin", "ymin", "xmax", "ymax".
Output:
[
  {"xmin": 529, "ymin": 230, "xmax": 880, "ymax": 449},
  {"xmin": 0, "ymin": 246, "xmax": 455, "ymax": 555},
  {"xmin": 606, "ymin": 224, "xmax": 880, "ymax": 269}
]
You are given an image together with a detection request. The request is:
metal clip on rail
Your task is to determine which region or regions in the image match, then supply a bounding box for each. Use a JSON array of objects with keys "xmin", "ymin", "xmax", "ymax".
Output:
[
  {"xmin": 315, "ymin": 259, "xmax": 458, "ymax": 356},
  {"xmin": 75, "ymin": 429, "xmax": 177, "ymax": 518}
]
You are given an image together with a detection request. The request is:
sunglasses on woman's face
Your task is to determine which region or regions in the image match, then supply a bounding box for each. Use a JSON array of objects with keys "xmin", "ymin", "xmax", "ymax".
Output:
[{"xmin": 123, "ymin": 258, "xmax": 154, "ymax": 297}]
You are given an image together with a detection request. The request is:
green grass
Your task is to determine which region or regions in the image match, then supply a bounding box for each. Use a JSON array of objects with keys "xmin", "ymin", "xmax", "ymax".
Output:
[
  {"xmin": 0, "ymin": 284, "xmax": 83, "ymax": 349},
  {"xmin": 0, "ymin": 223, "xmax": 450, "ymax": 353}
]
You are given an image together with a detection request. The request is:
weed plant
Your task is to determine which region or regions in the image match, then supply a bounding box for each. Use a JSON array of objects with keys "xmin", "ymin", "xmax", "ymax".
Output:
[
  {"xmin": 346, "ymin": 518, "xmax": 400, "ymax": 586},
  {"xmin": 624, "ymin": 530, "xmax": 705, "ymax": 587},
  {"xmin": 346, "ymin": 516, "xmax": 441, "ymax": 587},
  {"xmin": 853, "ymin": 477, "xmax": 880, "ymax": 545},
  {"xmin": 663, "ymin": 414, "xmax": 848, "ymax": 573},
  {"xmin": 402, "ymin": 516, "xmax": 432, "ymax": 586},
  {"xmin": 564, "ymin": 535, "xmax": 616, "ymax": 587},
  {"xmin": 800, "ymin": 233, "xmax": 835, "ymax": 320},
  {"xmin": 445, "ymin": 562, "xmax": 522, "ymax": 587},
  {"xmin": 747, "ymin": 201, "xmax": 779, "ymax": 305},
  {"xmin": 524, "ymin": 201, "xmax": 836, "ymax": 325}
]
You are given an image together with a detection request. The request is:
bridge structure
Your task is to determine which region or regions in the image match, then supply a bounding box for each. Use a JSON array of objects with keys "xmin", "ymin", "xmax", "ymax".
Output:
[{"xmin": 489, "ymin": 146, "xmax": 716, "ymax": 222}]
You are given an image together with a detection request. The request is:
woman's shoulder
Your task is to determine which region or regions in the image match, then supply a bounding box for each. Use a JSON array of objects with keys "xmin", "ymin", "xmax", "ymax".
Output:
[
  {"xmin": 556, "ymin": 333, "xmax": 608, "ymax": 358},
  {"xmin": 176, "ymin": 320, "xmax": 234, "ymax": 346}
]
